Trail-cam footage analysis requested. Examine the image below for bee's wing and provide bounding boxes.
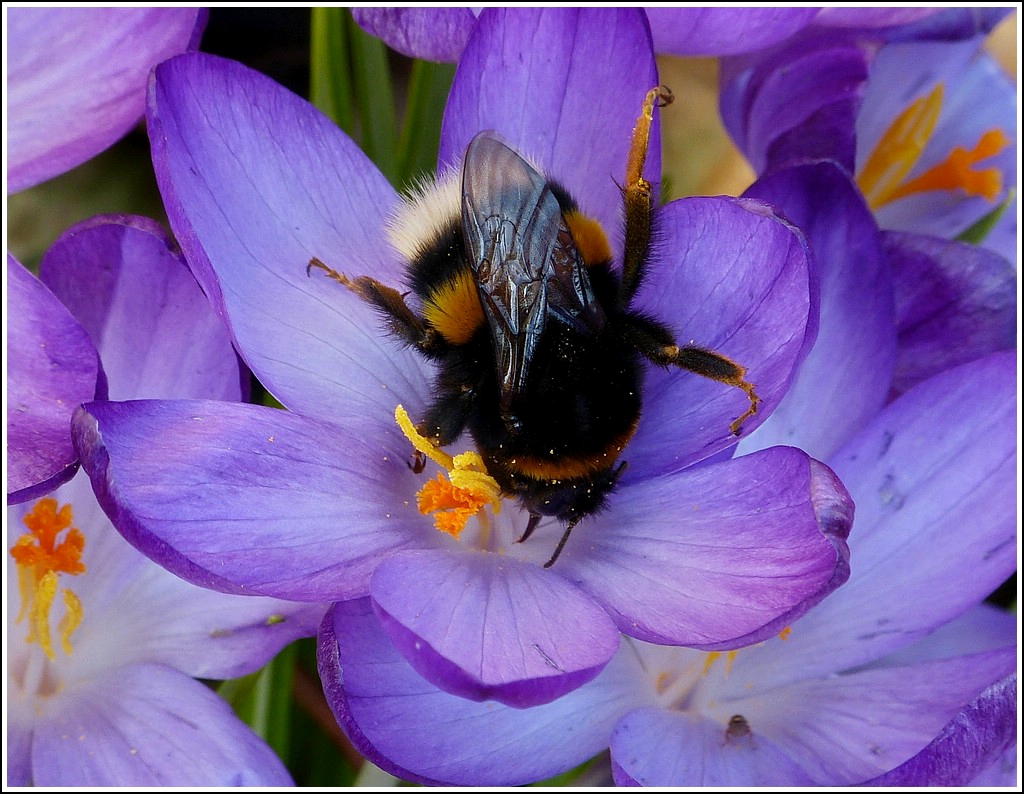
[462,132,604,407]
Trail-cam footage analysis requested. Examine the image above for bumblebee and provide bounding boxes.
[310,87,759,566]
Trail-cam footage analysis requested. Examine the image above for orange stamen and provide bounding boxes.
[884,128,1009,205]
[396,405,502,539]
[858,84,943,210]
[858,83,1009,210]
[10,498,87,659]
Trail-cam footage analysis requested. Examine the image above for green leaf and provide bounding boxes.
[956,188,1014,245]
[219,642,298,760]
[397,60,456,188]
[310,7,355,136]
[348,14,399,184]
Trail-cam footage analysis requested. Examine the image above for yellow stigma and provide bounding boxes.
[857,83,1009,210]
[10,498,87,659]
[395,405,502,538]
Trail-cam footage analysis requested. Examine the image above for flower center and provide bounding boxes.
[857,83,1009,211]
[10,498,86,662]
[395,405,503,539]
[652,626,793,710]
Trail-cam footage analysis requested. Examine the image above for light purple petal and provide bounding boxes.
[812,8,940,29]
[611,707,815,786]
[646,7,818,56]
[719,33,872,175]
[440,7,660,255]
[370,549,619,706]
[752,649,1017,785]
[318,599,653,786]
[885,231,1015,396]
[7,256,101,504]
[870,603,1017,669]
[39,215,244,402]
[863,674,1017,786]
[7,7,203,193]
[739,162,896,461]
[352,7,476,62]
[31,662,292,786]
[9,469,323,682]
[72,399,431,602]
[148,52,434,428]
[561,447,852,649]
[625,197,816,477]
[732,352,1017,688]
[87,563,325,680]
[6,700,32,786]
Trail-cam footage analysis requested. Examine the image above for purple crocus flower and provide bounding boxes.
[6,7,205,193]
[72,8,851,713]
[316,330,1016,787]
[351,7,944,62]
[7,257,103,503]
[718,24,1016,401]
[719,20,1016,262]
[7,217,323,786]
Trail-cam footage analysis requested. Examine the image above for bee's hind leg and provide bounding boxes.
[307,257,441,353]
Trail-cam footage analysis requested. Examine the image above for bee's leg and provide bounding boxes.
[517,513,542,544]
[619,85,673,310]
[622,313,761,436]
[542,516,582,569]
[307,257,441,353]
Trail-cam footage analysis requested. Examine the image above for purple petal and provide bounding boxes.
[7,256,101,504]
[441,7,659,253]
[720,33,872,175]
[611,707,815,786]
[352,7,476,62]
[733,352,1017,687]
[7,7,203,192]
[739,162,896,461]
[646,7,818,56]
[370,550,619,706]
[625,197,816,477]
[148,52,433,427]
[881,8,1013,42]
[870,603,1016,668]
[318,599,652,786]
[864,674,1017,786]
[968,741,1018,787]
[561,447,852,649]
[39,215,244,402]
[756,649,1017,784]
[812,8,940,29]
[885,231,1015,396]
[31,663,292,785]
[72,399,430,602]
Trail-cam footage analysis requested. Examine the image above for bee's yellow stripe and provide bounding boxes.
[502,424,636,481]
[423,268,485,345]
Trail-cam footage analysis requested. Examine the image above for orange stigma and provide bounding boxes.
[858,84,1009,210]
[10,498,86,659]
[395,405,502,539]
